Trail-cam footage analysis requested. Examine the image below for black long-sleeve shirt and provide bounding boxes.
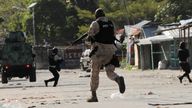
[178,48,189,61]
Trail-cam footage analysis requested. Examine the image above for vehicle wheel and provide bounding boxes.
[8,77,12,80]
[86,68,91,72]
[29,68,36,82]
[2,72,8,84]
[80,63,86,71]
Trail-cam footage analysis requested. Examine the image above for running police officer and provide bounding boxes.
[86,8,126,102]
[44,47,63,87]
[178,41,192,83]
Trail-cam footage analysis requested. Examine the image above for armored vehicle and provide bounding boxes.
[0,31,36,83]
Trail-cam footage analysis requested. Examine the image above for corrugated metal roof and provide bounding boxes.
[133,20,151,28]
[137,35,173,45]
[159,26,192,38]
[124,20,154,35]
[135,19,192,46]
[149,35,173,43]
[179,18,192,27]
[143,26,158,38]
[125,20,157,39]
[137,38,151,45]
[124,25,142,36]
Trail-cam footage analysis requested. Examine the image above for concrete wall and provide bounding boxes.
[33,46,50,69]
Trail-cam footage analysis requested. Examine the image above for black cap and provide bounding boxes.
[52,47,58,54]
[95,8,105,19]
[179,41,186,49]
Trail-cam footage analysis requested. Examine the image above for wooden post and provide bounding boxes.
[151,44,154,70]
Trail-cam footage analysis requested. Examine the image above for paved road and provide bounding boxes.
[0,69,192,108]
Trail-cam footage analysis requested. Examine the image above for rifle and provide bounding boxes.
[71,32,122,45]
[71,32,88,45]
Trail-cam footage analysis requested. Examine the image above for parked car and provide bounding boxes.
[80,49,104,72]
[80,49,91,71]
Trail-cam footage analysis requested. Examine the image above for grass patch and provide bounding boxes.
[120,58,133,71]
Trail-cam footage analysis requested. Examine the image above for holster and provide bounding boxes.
[105,55,120,67]
[56,59,63,71]
[89,46,98,57]
[56,65,61,71]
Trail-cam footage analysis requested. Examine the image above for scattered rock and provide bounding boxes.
[147,91,154,95]
[72,102,78,104]
[71,99,77,101]
[56,101,61,104]
[22,97,27,99]
[28,106,36,108]
[79,75,90,78]
[0,98,5,101]
[40,102,46,105]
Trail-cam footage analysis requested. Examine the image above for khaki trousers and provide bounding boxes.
[90,42,119,91]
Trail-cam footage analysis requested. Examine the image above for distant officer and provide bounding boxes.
[44,47,63,87]
[178,41,192,83]
[86,8,126,102]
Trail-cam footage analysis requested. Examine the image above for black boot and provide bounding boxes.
[115,76,125,93]
[186,75,192,83]
[87,91,98,102]
[53,81,58,87]
[44,80,48,87]
[177,76,183,83]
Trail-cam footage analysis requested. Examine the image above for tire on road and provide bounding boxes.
[2,72,8,84]
[29,68,36,82]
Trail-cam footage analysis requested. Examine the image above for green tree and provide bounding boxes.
[0,0,32,30]
[73,0,98,12]
[155,0,192,24]
[99,0,127,28]
[0,0,166,44]
[127,0,162,24]
[98,0,162,28]
[76,7,94,36]
[34,0,78,45]
[0,0,33,42]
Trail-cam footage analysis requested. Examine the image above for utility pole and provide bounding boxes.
[123,0,130,25]
[28,2,37,45]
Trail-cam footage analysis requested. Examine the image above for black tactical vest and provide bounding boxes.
[178,49,189,61]
[94,20,115,44]
[49,54,57,66]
